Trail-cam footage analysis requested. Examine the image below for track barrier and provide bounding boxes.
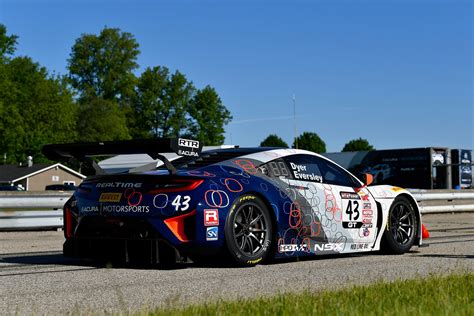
[0,192,69,230]
[0,189,473,230]
[409,189,474,214]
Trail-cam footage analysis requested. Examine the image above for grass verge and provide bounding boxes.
[146,272,473,316]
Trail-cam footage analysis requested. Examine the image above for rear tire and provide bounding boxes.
[224,194,273,267]
[382,196,417,254]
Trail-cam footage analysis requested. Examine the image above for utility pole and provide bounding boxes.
[293,94,297,149]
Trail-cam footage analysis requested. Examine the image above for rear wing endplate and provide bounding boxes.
[42,138,203,175]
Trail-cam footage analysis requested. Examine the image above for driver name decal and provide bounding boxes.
[289,162,322,182]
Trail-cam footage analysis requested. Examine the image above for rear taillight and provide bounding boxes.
[64,207,74,238]
[147,179,203,194]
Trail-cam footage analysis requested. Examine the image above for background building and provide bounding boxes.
[0,163,85,191]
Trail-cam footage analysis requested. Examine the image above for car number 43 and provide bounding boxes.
[345,200,360,221]
[342,200,363,229]
[171,195,191,211]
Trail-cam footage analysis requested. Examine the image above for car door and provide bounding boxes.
[280,154,378,252]
[313,156,378,250]
[259,155,330,246]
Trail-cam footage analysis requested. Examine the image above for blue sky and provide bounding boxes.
[1,0,472,151]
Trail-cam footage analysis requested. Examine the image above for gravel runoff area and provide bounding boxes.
[0,212,472,315]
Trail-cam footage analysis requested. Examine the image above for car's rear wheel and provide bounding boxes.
[225,194,273,266]
[382,196,417,254]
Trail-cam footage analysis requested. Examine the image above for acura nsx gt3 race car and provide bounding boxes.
[43,138,426,266]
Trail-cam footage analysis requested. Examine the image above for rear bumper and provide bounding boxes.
[64,237,187,264]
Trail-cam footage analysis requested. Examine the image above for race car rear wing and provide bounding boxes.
[42,138,203,175]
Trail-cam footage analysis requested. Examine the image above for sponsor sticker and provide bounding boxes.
[363,227,370,237]
[80,205,150,213]
[80,206,99,213]
[178,138,200,148]
[351,243,369,250]
[391,187,404,192]
[314,242,344,252]
[362,203,373,225]
[279,244,309,253]
[206,226,218,241]
[175,138,200,157]
[204,209,219,226]
[340,192,360,200]
[99,192,122,202]
[362,209,373,216]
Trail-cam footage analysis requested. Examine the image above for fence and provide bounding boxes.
[0,189,473,230]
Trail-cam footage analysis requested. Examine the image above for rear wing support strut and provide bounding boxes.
[155,154,177,175]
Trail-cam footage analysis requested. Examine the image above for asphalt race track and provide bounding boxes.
[1,213,473,314]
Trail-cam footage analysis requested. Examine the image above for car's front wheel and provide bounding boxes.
[225,194,273,266]
[382,196,418,254]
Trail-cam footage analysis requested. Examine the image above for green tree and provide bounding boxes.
[0,24,18,61]
[260,134,288,148]
[342,138,374,152]
[0,52,78,163]
[131,66,195,138]
[67,27,140,102]
[130,66,169,138]
[0,100,25,164]
[76,97,130,141]
[67,27,233,142]
[188,86,232,145]
[162,70,195,137]
[293,132,326,153]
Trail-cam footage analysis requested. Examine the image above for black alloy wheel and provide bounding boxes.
[382,196,418,254]
[225,194,273,266]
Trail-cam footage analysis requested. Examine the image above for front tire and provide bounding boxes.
[382,196,418,254]
[225,194,273,266]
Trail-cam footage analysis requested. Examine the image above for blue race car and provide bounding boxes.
[43,138,424,266]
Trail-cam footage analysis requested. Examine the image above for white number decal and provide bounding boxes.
[182,196,190,211]
[172,195,191,211]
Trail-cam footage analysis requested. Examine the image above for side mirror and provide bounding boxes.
[362,173,374,186]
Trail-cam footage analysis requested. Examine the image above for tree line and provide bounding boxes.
[260,134,374,153]
[0,25,231,164]
[0,23,374,165]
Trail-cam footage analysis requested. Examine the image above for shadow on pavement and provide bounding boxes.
[0,251,103,268]
[0,250,265,271]
[0,248,430,273]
